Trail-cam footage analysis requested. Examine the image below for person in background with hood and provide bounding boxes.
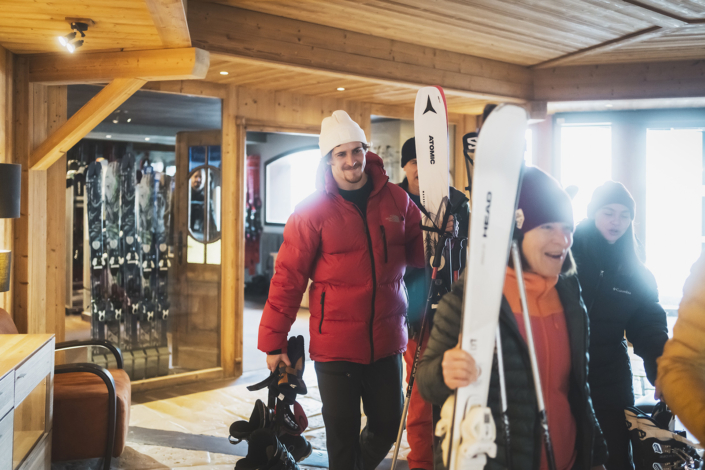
[571,181,668,470]
[258,110,426,470]
[398,136,469,470]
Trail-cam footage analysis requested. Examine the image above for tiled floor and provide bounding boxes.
[54,302,412,470]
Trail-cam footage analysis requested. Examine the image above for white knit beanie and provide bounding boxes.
[319,110,368,157]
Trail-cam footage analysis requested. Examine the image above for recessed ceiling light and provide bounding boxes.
[112,119,118,124]
[220,71,229,75]
[105,135,112,138]
[145,137,150,141]
[605,103,613,108]
[337,87,345,91]
[126,118,131,123]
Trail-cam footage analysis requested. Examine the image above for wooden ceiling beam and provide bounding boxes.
[143,0,192,48]
[27,47,209,84]
[534,59,705,102]
[30,78,145,170]
[188,1,533,103]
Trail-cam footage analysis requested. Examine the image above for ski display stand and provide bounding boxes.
[71,142,176,380]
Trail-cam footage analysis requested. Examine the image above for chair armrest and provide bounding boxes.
[55,340,123,369]
[54,363,116,468]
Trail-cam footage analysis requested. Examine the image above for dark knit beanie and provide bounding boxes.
[587,181,635,219]
[401,137,416,168]
[516,167,574,234]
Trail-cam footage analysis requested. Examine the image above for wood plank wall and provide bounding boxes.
[11,54,67,336]
[0,46,14,316]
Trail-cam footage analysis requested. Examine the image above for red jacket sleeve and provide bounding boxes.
[258,211,320,353]
[405,198,425,269]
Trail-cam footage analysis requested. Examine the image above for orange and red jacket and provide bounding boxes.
[258,152,425,363]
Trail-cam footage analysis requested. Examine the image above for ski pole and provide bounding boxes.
[495,326,512,469]
[390,203,453,470]
[510,241,558,470]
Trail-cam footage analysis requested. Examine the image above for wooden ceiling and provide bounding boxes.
[0,0,164,54]
[207,54,490,114]
[206,0,705,67]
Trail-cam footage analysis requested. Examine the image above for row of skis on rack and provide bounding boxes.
[85,154,174,378]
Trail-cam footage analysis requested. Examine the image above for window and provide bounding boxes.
[187,145,221,265]
[645,129,703,308]
[560,124,612,221]
[265,147,321,225]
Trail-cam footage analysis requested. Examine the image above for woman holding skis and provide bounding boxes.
[571,182,668,470]
[416,167,608,470]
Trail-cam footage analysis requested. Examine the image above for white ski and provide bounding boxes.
[414,86,451,271]
[441,104,527,470]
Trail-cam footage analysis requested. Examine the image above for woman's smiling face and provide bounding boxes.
[522,222,574,277]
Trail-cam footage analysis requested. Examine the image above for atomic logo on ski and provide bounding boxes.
[423,96,437,115]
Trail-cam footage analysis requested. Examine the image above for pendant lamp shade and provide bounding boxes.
[0,163,20,219]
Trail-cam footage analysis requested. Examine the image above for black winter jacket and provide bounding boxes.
[416,272,608,470]
[399,178,469,335]
[571,219,668,409]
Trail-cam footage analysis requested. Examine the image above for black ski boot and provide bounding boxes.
[235,429,299,470]
[279,433,312,463]
[229,399,274,444]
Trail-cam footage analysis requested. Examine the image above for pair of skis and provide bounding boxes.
[394,86,558,470]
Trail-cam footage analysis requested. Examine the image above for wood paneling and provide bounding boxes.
[0,0,163,54]
[207,55,494,115]
[189,2,532,102]
[205,0,678,65]
[0,46,13,316]
[534,59,705,101]
[27,48,209,84]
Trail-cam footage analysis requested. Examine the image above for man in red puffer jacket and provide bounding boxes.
[259,110,425,470]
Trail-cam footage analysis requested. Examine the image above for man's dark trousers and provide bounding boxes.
[315,354,403,470]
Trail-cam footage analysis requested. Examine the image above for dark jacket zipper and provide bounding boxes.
[319,292,326,334]
[587,270,604,316]
[354,205,377,363]
[380,225,388,263]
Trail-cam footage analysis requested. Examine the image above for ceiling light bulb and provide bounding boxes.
[106,135,112,138]
[337,87,345,91]
[220,71,229,75]
[58,32,76,47]
[112,119,118,124]
[145,137,150,141]
[127,118,131,123]
[605,103,613,108]
[67,39,84,53]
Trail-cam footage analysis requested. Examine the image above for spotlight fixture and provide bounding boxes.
[66,40,84,53]
[112,119,118,124]
[58,32,76,47]
[105,135,112,139]
[145,137,150,141]
[220,71,229,75]
[58,21,89,53]
[337,87,345,91]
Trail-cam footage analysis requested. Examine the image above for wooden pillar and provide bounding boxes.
[12,57,67,335]
[533,116,554,175]
[221,84,244,376]
[0,46,14,316]
[612,120,647,244]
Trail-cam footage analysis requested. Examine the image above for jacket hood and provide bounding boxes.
[316,151,389,196]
